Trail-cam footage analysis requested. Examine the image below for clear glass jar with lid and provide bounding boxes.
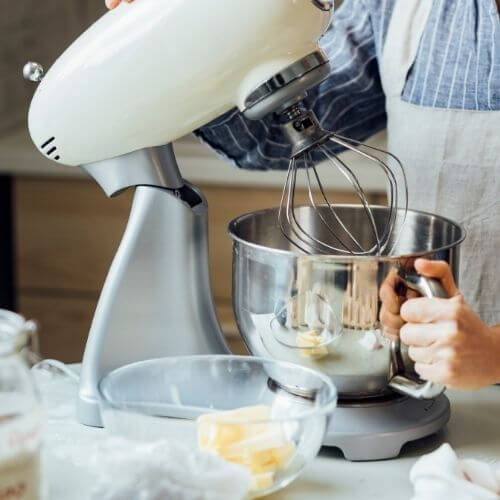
[0,309,43,500]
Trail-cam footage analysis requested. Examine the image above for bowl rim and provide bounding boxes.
[98,354,338,424]
[227,204,466,261]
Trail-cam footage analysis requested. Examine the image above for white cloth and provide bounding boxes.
[381,0,500,325]
[80,437,251,500]
[35,368,251,500]
[410,443,500,500]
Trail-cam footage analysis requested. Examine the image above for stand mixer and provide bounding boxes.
[24,0,461,460]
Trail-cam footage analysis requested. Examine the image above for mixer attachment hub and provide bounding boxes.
[277,106,408,257]
[281,105,330,158]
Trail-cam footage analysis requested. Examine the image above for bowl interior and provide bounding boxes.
[99,355,337,421]
[229,205,464,257]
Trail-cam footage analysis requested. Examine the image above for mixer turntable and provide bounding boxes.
[324,393,450,461]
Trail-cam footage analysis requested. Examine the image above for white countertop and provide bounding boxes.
[37,370,500,500]
[0,127,388,191]
[276,386,500,500]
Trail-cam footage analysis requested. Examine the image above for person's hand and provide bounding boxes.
[105,0,134,9]
[391,259,500,389]
[379,268,419,340]
[380,259,463,341]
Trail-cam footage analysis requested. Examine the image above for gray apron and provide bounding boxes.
[381,0,500,325]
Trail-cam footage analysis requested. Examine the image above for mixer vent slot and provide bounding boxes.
[40,137,61,160]
[41,137,55,149]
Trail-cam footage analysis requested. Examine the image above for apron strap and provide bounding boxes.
[381,0,433,98]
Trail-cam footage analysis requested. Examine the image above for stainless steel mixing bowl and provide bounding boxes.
[229,205,465,400]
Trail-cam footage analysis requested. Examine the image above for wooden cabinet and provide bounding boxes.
[14,176,381,362]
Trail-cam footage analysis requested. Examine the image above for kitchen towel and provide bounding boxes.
[410,443,500,500]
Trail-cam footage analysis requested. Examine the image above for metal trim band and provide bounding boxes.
[243,51,329,111]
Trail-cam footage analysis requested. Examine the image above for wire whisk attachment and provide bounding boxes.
[278,105,408,256]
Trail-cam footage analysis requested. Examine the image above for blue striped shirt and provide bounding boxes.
[196,0,500,171]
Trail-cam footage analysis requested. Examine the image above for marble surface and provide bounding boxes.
[37,369,500,500]
[274,386,500,499]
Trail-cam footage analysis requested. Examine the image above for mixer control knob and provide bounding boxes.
[23,62,44,82]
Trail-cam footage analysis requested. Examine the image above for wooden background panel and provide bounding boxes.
[15,177,132,293]
[14,176,380,361]
[18,292,97,363]
[15,177,367,299]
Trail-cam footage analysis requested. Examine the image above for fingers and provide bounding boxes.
[106,0,121,8]
[379,271,404,338]
[400,294,464,324]
[106,0,133,9]
[408,346,434,363]
[414,362,450,385]
[414,259,459,297]
[379,270,420,338]
[379,271,418,313]
[379,271,401,314]
[380,262,461,345]
[408,344,455,363]
[380,304,405,338]
[400,321,457,347]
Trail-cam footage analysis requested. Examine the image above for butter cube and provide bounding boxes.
[252,471,275,491]
[197,405,296,492]
[297,329,329,359]
[198,419,244,451]
[271,441,296,468]
[198,406,270,451]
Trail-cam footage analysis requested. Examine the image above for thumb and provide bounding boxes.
[414,259,459,297]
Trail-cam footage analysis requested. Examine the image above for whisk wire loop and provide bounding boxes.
[329,133,409,255]
[304,154,365,254]
[320,145,382,255]
[278,107,408,257]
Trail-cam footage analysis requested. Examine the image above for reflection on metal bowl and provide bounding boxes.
[229,205,465,400]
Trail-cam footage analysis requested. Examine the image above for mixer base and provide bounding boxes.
[323,394,450,461]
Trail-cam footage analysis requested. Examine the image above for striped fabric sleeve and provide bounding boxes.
[195,0,387,171]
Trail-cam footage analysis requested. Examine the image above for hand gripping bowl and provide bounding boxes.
[98,355,337,498]
[229,205,465,401]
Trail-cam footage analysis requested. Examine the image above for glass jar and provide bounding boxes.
[0,309,43,500]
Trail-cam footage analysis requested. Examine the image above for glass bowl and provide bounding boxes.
[98,355,337,498]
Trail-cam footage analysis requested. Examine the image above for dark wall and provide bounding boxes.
[1,0,105,135]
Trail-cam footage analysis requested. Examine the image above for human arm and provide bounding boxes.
[197,0,388,170]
